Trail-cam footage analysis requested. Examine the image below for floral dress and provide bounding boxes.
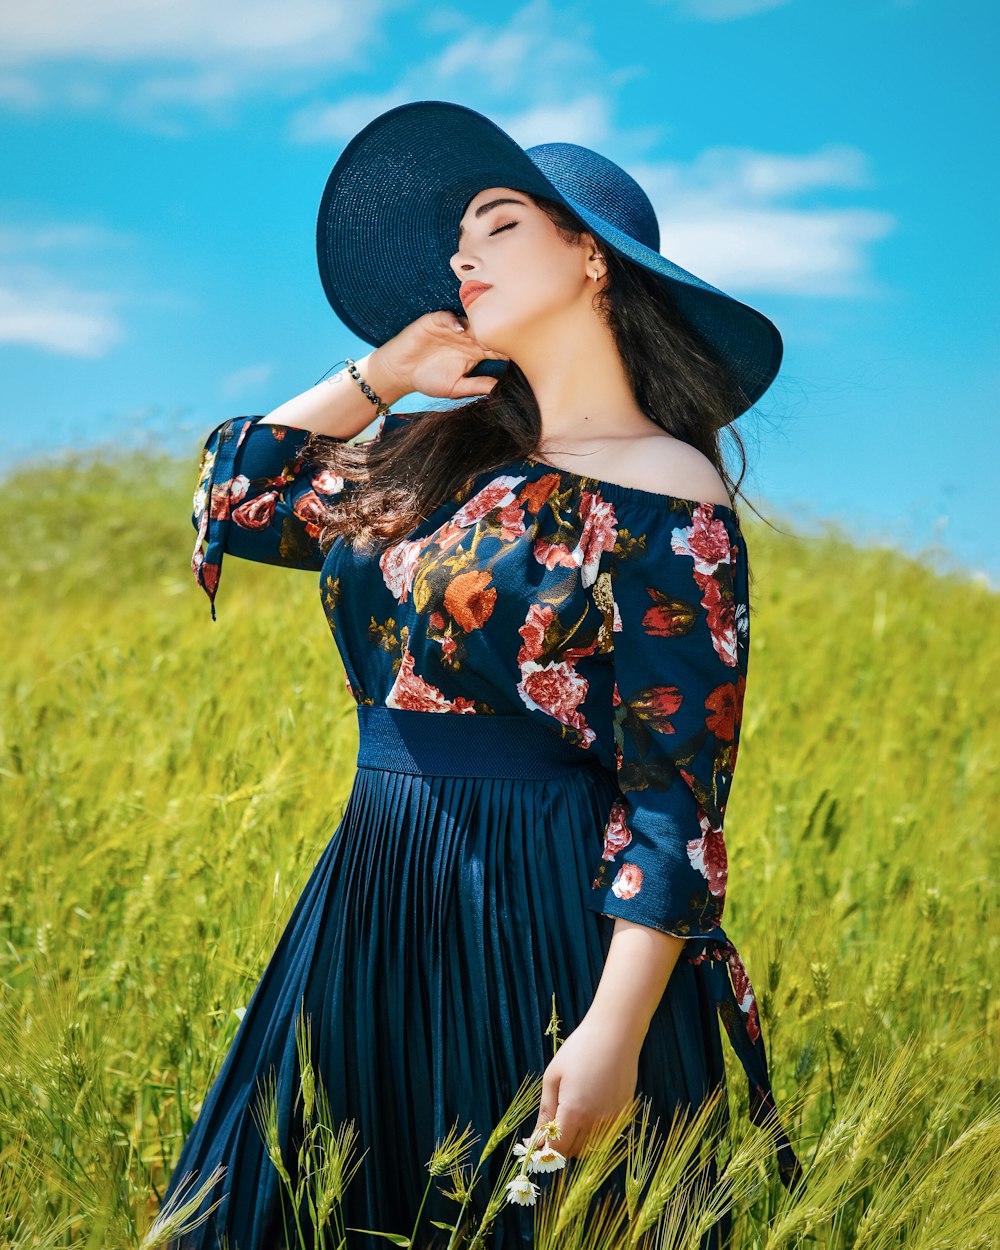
[164,411,801,1250]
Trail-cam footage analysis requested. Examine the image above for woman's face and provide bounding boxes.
[449,186,598,357]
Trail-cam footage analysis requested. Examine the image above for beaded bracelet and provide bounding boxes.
[344,357,392,417]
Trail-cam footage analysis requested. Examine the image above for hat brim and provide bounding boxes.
[316,100,781,416]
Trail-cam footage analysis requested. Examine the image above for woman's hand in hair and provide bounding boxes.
[372,310,509,402]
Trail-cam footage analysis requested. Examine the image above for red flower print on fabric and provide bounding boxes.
[198,561,220,596]
[232,490,278,529]
[385,650,477,713]
[431,473,528,553]
[451,475,527,528]
[637,591,697,639]
[611,861,643,900]
[686,806,728,898]
[578,492,619,586]
[705,677,744,742]
[670,503,731,576]
[311,468,345,495]
[670,504,740,666]
[208,474,250,521]
[518,472,562,514]
[726,944,762,1043]
[600,797,632,862]
[533,538,577,574]
[630,685,683,735]
[292,489,327,537]
[533,490,618,588]
[379,538,426,603]
[495,500,527,541]
[444,570,497,632]
[515,603,596,746]
[700,571,739,666]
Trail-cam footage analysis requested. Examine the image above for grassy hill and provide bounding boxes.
[1,448,997,1248]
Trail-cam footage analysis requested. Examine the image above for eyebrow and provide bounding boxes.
[456,197,528,248]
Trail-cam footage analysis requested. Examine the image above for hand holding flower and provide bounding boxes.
[529,1016,641,1161]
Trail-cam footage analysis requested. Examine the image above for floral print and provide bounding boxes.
[190,411,747,946]
[189,411,802,1190]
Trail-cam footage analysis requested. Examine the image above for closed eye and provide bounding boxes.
[489,220,518,236]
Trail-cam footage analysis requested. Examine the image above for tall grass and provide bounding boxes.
[1,449,997,1247]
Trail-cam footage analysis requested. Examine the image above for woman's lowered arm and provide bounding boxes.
[585,918,685,1043]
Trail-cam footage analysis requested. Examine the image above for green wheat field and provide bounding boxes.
[1,445,997,1249]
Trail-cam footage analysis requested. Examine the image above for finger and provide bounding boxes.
[434,309,465,328]
[452,379,499,398]
[463,342,508,359]
[556,1120,579,1159]
[532,1083,558,1141]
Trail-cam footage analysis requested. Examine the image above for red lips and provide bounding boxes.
[459,281,492,307]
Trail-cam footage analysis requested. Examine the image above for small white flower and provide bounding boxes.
[527,1142,566,1173]
[511,1125,567,1175]
[505,1175,540,1206]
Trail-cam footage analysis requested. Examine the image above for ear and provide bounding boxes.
[581,233,606,276]
[581,231,604,262]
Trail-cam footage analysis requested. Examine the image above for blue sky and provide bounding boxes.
[2,0,997,584]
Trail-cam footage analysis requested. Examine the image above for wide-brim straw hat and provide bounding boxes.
[316,100,783,421]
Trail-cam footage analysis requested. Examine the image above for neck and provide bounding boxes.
[512,309,654,453]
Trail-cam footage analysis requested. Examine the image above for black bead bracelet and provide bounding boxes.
[344,358,392,417]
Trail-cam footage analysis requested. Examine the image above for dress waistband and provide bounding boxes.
[355,705,603,779]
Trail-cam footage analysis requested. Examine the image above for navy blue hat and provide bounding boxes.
[316,100,782,421]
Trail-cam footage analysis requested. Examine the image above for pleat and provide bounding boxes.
[164,759,731,1250]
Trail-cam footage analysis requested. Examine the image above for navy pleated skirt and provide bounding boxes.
[162,707,730,1250]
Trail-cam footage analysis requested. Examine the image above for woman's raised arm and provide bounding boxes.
[259,349,411,437]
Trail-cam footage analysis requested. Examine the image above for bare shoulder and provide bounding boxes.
[610,433,731,505]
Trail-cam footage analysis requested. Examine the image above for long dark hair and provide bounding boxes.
[303,192,763,569]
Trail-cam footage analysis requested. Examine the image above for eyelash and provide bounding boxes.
[455,220,517,254]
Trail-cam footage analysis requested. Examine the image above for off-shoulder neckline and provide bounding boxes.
[520,454,738,518]
[379,414,738,518]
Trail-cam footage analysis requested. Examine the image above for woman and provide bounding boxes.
[166,101,802,1250]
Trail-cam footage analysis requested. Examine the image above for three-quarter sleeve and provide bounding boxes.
[587,497,803,1192]
[587,498,747,958]
[190,412,408,619]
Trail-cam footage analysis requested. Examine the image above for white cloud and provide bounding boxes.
[0,224,134,357]
[627,145,894,297]
[0,73,42,108]
[0,0,385,123]
[294,90,620,152]
[0,223,127,254]
[0,0,361,67]
[490,96,613,149]
[0,271,124,356]
[425,16,588,95]
[660,206,895,297]
[287,0,600,144]
[666,0,794,19]
[219,363,275,400]
[288,88,415,146]
[679,144,873,199]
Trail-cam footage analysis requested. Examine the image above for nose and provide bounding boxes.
[449,244,481,278]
